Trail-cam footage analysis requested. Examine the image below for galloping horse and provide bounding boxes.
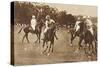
[70,21,84,48]
[69,20,97,55]
[42,23,57,55]
[84,24,97,55]
[18,20,44,43]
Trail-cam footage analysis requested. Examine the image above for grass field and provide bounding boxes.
[13,25,97,65]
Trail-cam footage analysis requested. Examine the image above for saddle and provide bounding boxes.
[28,23,40,31]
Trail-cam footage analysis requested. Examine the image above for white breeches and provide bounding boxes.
[88,27,94,35]
[41,27,49,39]
[44,27,49,33]
[31,19,37,31]
[75,25,80,32]
[31,24,36,30]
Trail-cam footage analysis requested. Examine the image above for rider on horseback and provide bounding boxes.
[44,15,55,33]
[83,16,94,35]
[74,17,81,32]
[41,15,58,40]
[73,16,82,37]
[30,15,37,31]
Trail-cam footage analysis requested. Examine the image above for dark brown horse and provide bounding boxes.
[70,21,85,48]
[84,24,97,55]
[18,20,44,43]
[69,21,97,55]
[42,23,58,55]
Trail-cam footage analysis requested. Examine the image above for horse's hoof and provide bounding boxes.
[56,38,58,40]
[39,41,40,43]
[34,41,37,43]
[24,47,27,51]
[41,38,44,41]
[28,42,30,44]
[67,31,70,33]
[41,52,43,55]
[87,55,92,61]
[74,48,79,53]
[42,45,44,48]
[47,53,50,56]
[52,50,53,53]
[70,44,73,47]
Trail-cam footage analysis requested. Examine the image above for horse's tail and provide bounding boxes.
[18,26,24,34]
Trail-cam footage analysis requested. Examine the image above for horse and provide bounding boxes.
[42,23,57,55]
[69,20,97,56]
[18,20,44,43]
[84,24,97,55]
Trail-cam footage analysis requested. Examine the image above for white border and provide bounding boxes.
[0,0,99,67]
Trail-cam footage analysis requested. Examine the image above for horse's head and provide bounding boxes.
[38,19,45,27]
[78,20,88,35]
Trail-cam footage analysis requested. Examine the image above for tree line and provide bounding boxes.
[14,1,97,27]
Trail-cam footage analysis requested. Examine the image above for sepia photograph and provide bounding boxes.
[11,1,97,66]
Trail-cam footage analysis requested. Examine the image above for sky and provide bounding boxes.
[46,3,97,17]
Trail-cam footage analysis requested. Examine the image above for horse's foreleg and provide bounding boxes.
[43,45,48,54]
[70,34,76,46]
[34,34,39,43]
[22,34,26,43]
[51,43,54,53]
[47,43,52,55]
[93,39,97,55]
[90,42,96,55]
[94,41,97,55]
[78,37,83,50]
[47,40,54,55]
[54,32,58,40]
[35,33,41,43]
[26,33,30,43]
[42,41,48,54]
[42,39,46,48]
[38,33,41,43]
[84,43,88,54]
[51,40,54,53]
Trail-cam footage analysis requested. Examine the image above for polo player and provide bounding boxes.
[44,15,55,33]
[31,15,37,31]
[73,17,82,37]
[84,16,94,35]
[41,15,58,40]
